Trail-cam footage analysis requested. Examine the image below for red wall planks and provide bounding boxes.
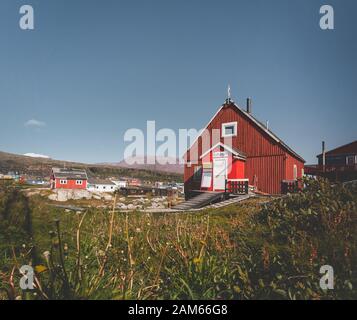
[55,178,87,190]
[245,154,285,194]
[285,153,304,181]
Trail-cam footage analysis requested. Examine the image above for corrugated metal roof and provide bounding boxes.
[87,178,115,185]
[52,167,88,180]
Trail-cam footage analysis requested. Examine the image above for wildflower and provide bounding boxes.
[43,251,50,261]
[34,265,47,273]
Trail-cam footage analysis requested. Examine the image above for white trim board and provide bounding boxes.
[200,142,246,160]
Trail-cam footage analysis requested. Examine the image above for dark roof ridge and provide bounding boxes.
[317,140,357,157]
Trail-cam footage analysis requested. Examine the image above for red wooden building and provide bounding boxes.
[50,167,88,190]
[184,98,305,198]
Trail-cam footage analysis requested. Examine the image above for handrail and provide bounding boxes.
[281,179,300,194]
[225,179,249,195]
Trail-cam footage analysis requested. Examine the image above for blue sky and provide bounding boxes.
[0,0,356,164]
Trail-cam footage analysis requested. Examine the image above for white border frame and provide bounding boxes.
[221,121,237,138]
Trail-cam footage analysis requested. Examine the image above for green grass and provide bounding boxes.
[0,179,356,300]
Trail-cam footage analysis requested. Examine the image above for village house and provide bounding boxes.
[0,173,13,180]
[50,168,88,190]
[317,140,357,167]
[112,179,128,188]
[87,178,118,193]
[0,171,25,182]
[127,178,142,187]
[26,177,48,185]
[7,171,20,181]
[184,98,305,198]
[305,140,357,182]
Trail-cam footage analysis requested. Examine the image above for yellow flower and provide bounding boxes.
[34,265,47,273]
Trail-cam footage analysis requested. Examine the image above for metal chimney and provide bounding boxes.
[246,97,252,114]
[322,141,326,171]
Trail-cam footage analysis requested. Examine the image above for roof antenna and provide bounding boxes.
[227,84,231,100]
[266,120,269,131]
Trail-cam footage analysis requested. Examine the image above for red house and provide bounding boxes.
[184,98,305,198]
[51,168,88,190]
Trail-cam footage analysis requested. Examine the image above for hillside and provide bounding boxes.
[0,151,182,182]
[98,155,184,174]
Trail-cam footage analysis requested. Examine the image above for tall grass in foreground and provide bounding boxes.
[0,178,356,299]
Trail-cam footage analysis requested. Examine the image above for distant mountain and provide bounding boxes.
[0,151,182,182]
[98,156,184,174]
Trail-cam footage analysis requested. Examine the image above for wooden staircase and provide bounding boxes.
[206,194,253,209]
[172,192,225,210]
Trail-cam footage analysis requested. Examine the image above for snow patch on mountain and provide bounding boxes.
[24,153,50,159]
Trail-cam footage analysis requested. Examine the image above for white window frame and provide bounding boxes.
[76,180,83,185]
[293,164,297,180]
[346,155,355,165]
[60,179,67,185]
[221,122,237,138]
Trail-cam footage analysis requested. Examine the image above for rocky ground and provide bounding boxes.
[47,189,116,202]
[22,187,181,211]
[115,196,168,210]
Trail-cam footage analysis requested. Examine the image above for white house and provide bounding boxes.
[87,179,119,193]
[112,180,128,188]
